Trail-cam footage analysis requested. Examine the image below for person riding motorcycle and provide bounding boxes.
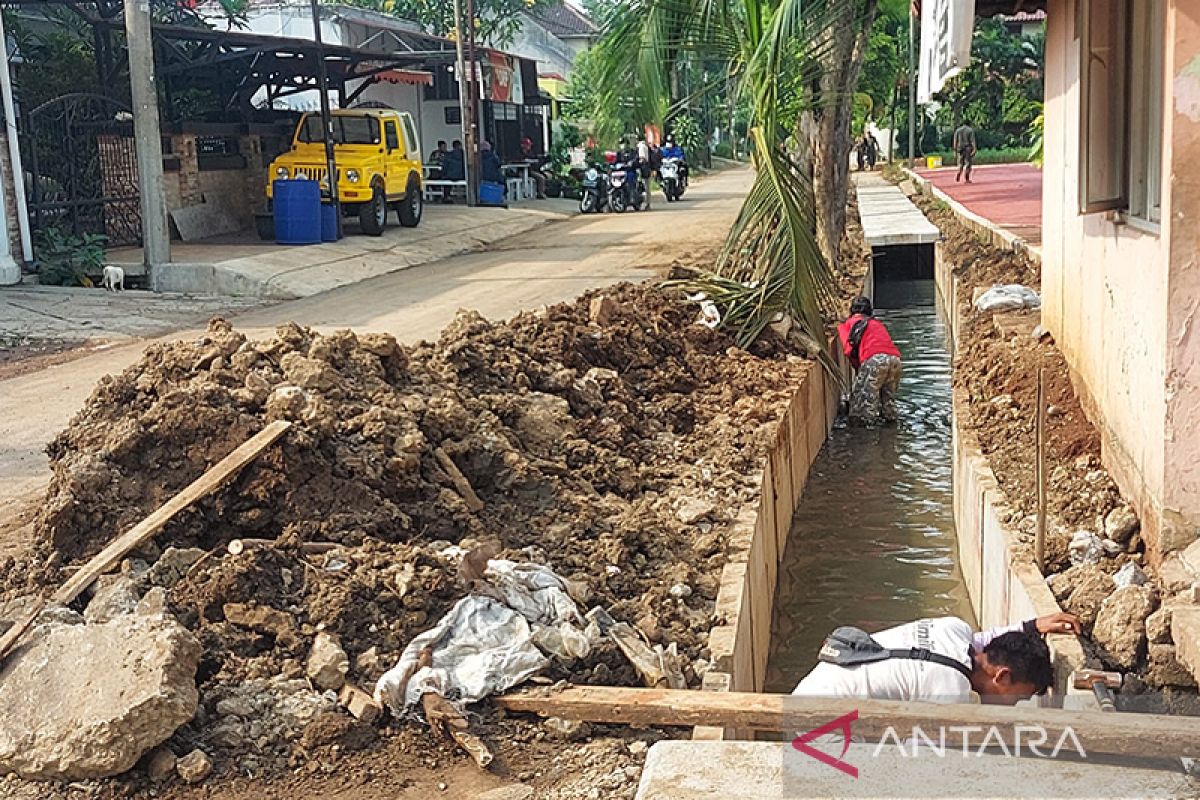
[612,138,646,210]
[660,137,688,185]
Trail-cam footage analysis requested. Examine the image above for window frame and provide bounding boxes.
[1078,0,1129,215]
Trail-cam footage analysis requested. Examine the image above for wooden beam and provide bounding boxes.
[495,687,1198,760]
[0,421,292,665]
[434,447,484,512]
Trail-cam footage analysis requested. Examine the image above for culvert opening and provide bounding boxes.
[764,267,974,695]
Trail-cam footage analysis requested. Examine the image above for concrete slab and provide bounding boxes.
[110,199,578,300]
[854,173,941,247]
[636,741,1195,799]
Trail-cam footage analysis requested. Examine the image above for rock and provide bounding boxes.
[628,740,648,756]
[307,632,350,690]
[355,646,382,674]
[543,717,591,741]
[1104,505,1139,544]
[1068,531,1107,566]
[1061,566,1114,628]
[223,602,299,649]
[1145,645,1196,688]
[144,747,177,781]
[476,786,535,800]
[137,587,169,617]
[266,385,309,420]
[1146,606,1174,644]
[0,614,200,780]
[176,749,212,784]
[1112,562,1148,589]
[1093,585,1156,670]
[589,295,619,326]
[515,393,575,451]
[280,353,340,391]
[676,498,716,525]
[668,583,693,599]
[84,574,140,623]
[145,547,206,589]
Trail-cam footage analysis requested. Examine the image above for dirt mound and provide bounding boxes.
[2,283,808,783]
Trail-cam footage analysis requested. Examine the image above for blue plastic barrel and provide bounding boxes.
[320,203,340,242]
[273,179,321,245]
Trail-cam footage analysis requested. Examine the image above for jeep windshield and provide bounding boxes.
[297,115,380,145]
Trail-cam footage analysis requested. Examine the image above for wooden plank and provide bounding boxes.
[434,447,484,512]
[495,687,1199,760]
[0,420,292,666]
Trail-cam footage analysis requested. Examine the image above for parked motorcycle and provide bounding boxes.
[608,159,648,212]
[579,165,609,213]
[659,157,687,202]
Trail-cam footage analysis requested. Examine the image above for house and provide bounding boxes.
[982,0,1199,565]
[496,1,598,116]
[996,9,1046,37]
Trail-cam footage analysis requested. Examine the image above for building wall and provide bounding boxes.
[1164,4,1200,551]
[501,17,576,79]
[1041,0,1174,558]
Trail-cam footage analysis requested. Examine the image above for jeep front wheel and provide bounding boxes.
[397,174,423,228]
[359,182,387,236]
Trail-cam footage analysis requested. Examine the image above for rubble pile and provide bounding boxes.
[0,283,809,784]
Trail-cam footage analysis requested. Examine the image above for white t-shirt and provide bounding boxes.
[791,617,975,705]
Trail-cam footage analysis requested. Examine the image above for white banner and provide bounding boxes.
[917,0,976,104]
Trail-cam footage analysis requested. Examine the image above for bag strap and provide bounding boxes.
[886,647,973,681]
[848,318,871,364]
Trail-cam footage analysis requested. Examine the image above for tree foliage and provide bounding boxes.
[334,0,546,47]
[932,18,1043,149]
[587,0,878,352]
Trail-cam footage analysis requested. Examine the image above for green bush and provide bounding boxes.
[34,228,107,286]
[923,148,1032,166]
[713,142,734,159]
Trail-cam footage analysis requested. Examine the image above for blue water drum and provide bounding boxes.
[320,202,340,242]
[273,179,321,245]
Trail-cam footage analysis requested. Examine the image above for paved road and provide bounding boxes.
[0,167,751,535]
[914,163,1042,244]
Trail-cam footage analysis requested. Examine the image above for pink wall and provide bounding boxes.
[1164,3,1200,552]
[1040,0,1192,560]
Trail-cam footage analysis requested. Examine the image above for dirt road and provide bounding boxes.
[0,167,750,536]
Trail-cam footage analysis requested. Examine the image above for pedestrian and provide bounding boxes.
[856,135,867,171]
[440,140,465,203]
[837,295,901,426]
[866,130,880,169]
[519,136,548,199]
[792,613,1078,705]
[953,120,977,183]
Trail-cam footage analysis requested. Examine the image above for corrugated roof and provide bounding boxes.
[1000,9,1047,22]
[526,1,598,38]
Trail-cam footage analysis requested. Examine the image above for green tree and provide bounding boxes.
[334,0,547,47]
[933,18,1044,149]
[590,0,879,349]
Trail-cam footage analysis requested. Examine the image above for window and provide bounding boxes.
[445,106,461,125]
[402,116,420,159]
[299,115,380,145]
[1079,0,1164,225]
[385,120,400,152]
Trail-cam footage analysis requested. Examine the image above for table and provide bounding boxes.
[502,164,535,200]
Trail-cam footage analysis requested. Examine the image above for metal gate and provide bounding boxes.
[23,93,142,247]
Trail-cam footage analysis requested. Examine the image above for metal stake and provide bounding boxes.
[1035,367,1047,574]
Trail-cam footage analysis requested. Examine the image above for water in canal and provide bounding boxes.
[764,281,976,693]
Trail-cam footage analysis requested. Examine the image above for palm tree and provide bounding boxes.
[589,0,878,352]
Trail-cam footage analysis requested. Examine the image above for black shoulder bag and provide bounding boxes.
[847,318,871,366]
[817,626,973,681]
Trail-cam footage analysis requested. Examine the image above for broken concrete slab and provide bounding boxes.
[1092,585,1156,670]
[1171,606,1200,687]
[0,614,201,780]
[84,573,140,623]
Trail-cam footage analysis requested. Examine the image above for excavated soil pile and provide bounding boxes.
[915,195,1198,708]
[1,283,809,785]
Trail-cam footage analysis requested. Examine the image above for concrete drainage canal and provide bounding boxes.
[765,276,976,692]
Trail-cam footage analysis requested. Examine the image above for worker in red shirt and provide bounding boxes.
[837,295,902,426]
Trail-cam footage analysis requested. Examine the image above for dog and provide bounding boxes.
[101,265,125,292]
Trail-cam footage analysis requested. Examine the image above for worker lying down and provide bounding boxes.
[792,613,1081,706]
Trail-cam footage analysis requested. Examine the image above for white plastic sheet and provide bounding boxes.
[374,559,592,716]
[974,284,1042,313]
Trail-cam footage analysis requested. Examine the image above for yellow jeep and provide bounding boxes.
[267,108,423,236]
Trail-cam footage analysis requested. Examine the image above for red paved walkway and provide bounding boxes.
[914,163,1043,245]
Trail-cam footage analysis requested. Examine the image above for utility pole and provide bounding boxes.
[125,0,170,286]
[451,0,474,205]
[907,5,916,167]
[309,0,341,235]
[464,0,480,205]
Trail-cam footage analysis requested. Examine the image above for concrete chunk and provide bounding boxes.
[0,615,201,780]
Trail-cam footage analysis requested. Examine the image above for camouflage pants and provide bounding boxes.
[849,354,902,427]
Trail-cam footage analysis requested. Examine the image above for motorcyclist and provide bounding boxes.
[615,137,643,208]
[660,136,688,187]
